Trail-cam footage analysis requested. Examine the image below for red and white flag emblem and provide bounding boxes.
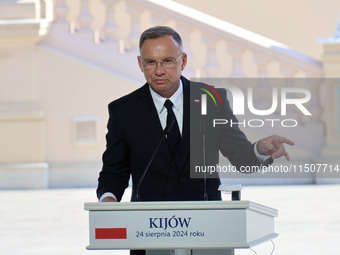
[95,217,127,239]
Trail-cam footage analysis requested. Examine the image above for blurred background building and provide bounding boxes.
[1,0,340,189]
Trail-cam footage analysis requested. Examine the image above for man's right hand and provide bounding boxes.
[101,196,117,202]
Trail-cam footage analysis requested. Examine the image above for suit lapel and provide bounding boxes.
[134,84,173,163]
[134,78,190,172]
[176,76,190,172]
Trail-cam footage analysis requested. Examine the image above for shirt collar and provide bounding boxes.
[149,79,183,114]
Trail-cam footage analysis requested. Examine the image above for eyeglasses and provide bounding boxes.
[139,53,184,70]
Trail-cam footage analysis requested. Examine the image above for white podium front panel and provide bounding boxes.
[84,201,278,250]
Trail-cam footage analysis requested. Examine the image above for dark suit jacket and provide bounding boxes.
[97,76,268,202]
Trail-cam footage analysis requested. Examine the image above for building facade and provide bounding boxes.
[0,0,339,189]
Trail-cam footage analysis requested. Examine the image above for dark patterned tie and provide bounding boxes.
[164,99,181,155]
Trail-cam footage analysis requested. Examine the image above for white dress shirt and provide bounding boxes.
[149,80,183,135]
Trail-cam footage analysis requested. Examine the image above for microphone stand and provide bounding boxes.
[201,118,208,201]
[135,119,175,201]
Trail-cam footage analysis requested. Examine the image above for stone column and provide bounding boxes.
[76,0,94,40]
[101,0,119,49]
[227,42,245,78]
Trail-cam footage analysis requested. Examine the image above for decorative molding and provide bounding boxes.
[0,102,44,121]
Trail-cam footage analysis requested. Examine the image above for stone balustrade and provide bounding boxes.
[53,0,323,77]
[50,0,324,132]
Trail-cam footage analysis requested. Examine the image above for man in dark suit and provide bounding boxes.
[97,26,294,202]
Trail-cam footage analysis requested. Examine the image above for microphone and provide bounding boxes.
[200,118,208,201]
[135,119,175,201]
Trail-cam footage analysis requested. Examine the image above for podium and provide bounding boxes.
[84,201,278,255]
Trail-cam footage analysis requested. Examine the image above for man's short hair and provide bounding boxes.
[139,26,183,50]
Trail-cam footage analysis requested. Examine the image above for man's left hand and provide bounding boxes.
[257,135,295,161]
